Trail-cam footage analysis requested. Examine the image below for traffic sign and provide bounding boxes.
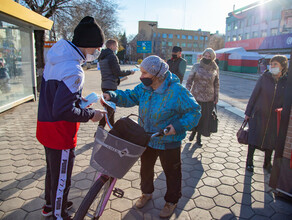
[137,41,152,53]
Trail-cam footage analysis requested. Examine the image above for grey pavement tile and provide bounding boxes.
[2,208,28,220]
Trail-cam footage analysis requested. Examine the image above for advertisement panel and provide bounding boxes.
[137,41,152,53]
[225,33,292,50]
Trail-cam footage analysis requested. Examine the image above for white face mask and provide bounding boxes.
[86,50,100,62]
[269,67,280,75]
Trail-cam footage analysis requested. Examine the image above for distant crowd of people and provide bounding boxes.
[36,16,289,219]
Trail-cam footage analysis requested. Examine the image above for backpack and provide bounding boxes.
[109,114,150,147]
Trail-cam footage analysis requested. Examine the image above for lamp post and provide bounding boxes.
[149,23,157,54]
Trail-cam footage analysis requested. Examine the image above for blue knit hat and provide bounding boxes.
[140,55,169,78]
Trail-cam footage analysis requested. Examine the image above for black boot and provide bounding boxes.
[246,145,256,172]
[263,149,273,173]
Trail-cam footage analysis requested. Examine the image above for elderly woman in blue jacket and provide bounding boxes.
[103,55,201,218]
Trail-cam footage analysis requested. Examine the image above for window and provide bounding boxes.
[188,35,192,40]
[187,43,192,48]
[234,22,238,30]
[271,28,278,36]
[245,33,250,39]
[193,43,198,47]
[254,16,260,24]
[182,35,186,39]
[0,21,34,109]
[205,37,208,41]
[177,34,180,39]
[200,36,204,40]
[246,17,251,27]
[177,42,180,46]
[194,36,198,40]
[162,41,166,46]
[168,34,173,39]
[153,32,156,37]
[227,36,231,42]
[162,33,167,38]
[272,8,280,20]
[238,34,242,41]
[227,23,231,31]
[181,43,186,47]
[238,21,241,29]
[252,32,258,38]
[158,33,160,38]
[261,30,267,37]
[168,42,173,46]
[232,35,236,41]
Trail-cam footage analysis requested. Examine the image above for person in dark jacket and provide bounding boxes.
[245,55,288,173]
[98,39,135,127]
[167,46,187,83]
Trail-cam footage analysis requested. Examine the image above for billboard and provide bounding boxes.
[225,33,292,50]
[137,41,152,53]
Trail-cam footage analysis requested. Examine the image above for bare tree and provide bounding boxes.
[54,0,120,41]
[19,0,120,91]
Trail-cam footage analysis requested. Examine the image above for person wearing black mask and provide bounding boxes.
[186,48,219,146]
[167,46,187,83]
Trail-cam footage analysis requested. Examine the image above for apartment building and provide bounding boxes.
[225,0,292,54]
[137,21,210,60]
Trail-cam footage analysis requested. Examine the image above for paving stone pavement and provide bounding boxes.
[0,65,292,220]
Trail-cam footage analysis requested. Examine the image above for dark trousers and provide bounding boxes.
[246,144,273,166]
[99,88,115,128]
[44,147,75,219]
[140,147,182,204]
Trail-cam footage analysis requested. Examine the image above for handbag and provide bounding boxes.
[108,114,150,147]
[210,105,218,133]
[237,119,249,144]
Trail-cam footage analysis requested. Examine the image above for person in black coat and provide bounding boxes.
[245,55,288,173]
[98,39,134,127]
[167,46,187,83]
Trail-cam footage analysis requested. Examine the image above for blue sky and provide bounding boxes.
[117,0,259,36]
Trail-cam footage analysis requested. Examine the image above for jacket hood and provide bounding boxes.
[142,71,180,94]
[46,40,85,65]
[98,48,113,61]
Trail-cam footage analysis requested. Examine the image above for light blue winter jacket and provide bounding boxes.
[108,72,201,150]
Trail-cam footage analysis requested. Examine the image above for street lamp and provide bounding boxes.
[149,23,157,54]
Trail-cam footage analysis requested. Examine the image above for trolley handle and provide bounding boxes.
[151,127,171,138]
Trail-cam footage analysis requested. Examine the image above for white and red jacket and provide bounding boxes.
[37,40,95,150]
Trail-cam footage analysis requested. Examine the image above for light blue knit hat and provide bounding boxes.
[140,55,169,78]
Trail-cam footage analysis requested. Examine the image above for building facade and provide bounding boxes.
[225,0,292,54]
[136,21,210,60]
[0,0,53,113]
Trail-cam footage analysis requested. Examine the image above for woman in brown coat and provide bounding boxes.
[186,48,219,146]
[245,55,288,173]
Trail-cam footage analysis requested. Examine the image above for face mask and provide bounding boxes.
[86,50,100,62]
[140,77,153,87]
[172,54,178,59]
[269,67,280,75]
[115,50,118,55]
[202,58,211,65]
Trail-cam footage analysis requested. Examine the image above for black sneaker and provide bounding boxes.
[41,201,73,217]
